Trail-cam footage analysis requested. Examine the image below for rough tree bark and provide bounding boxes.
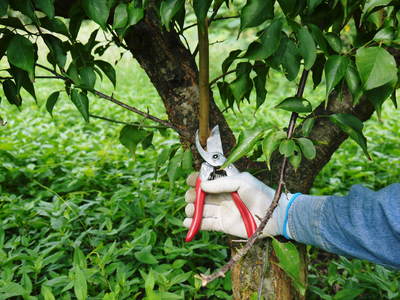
[53,1,384,298]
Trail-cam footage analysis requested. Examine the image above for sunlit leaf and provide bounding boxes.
[272,239,306,295]
[356,47,397,91]
[262,131,286,169]
[82,0,110,29]
[297,27,316,70]
[279,139,295,157]
[221,129,264,168]
[276,97,312,113]
[135,246,158,264]
[73,267,87,300]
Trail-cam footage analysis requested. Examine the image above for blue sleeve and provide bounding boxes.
[288,183,400,269]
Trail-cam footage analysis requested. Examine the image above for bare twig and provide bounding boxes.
[209,70,235,86]
[35,63,183,135]
[198,69,310,286]
[89,114,167,129]
[182,16,239,33]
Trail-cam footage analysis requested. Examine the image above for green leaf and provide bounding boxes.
[82,0,110,29]
[324,55,349,97]
[301,118,315,137]
[311,54,326,89]
[345,60,363,104]
[329,113,370,159]
[46,91,60,117]
[71,89,89,122]
[95,60,116,87]
[160,0,184,31]
[41,285,55,300]
[113,3,128,29]
[289,144,302,170]
[127,2,144,27]
[262,131,286,169]
[253,63,268,109]
[276,97,312,113]
[244,19,283,60]
[0,0,8,16]
[325,32,342,53]
[40,17,70,37]
[119,125,148,156]
[230,62,253,102]
[296,137,316,160]
[167,154,183,184]
[297,27,316,70]
[361,0,391,21]
[334,288,364,300]
[0,283,26,298]
[222,50,242,74]
[182,149,193,171]
[281,40,300,81]
[79,66,96,89]
[356,47,397,91]
[73,247,87,269]
[21,273,32,295]
[221,129,264,168]
[279,139,296,157]
[373,27,394,44]
[8,66,36,101]
[7,35,35,79]
[366,80,396,120]
[135,246,158,264]
[73,267,87,300]
[307,0,324,14]
[144,269,155,294]
[308,24,329,54]
[272,239,306,296]
[2,79,21,106]
[240,0,274,31]
[34,0,55,18]
[43,34,67,68]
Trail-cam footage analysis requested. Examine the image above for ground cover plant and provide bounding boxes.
[0,0,400,298]
[1,24,399,298]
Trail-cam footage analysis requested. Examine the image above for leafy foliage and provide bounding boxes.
[0,0,399,298]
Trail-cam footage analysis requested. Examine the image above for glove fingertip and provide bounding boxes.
[186,172,199,187]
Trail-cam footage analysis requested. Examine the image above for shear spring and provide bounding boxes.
[208,169,227,180]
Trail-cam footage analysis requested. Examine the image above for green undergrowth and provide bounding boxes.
[1,25,399,300]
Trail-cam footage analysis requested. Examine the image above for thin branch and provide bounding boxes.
[90,113,167,129]
[35,63,184,135]
[199,69,310,286]
[209,70,235,86]
[181,16,239,32]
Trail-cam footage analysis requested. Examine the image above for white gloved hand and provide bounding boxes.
[183,172,292,239]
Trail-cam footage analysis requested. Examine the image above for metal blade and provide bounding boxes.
[206,125,224,155]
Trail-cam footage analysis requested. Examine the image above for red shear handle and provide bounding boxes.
[185,177,205,242]
[231,192,257,237]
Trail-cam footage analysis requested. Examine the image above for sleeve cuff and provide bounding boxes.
[288,194,329,250]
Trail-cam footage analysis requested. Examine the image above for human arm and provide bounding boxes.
[183,172,400,269]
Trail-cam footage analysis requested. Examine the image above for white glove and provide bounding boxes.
[183,172,292,239]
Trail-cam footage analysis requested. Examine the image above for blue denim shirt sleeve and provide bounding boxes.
[288,183,400,269]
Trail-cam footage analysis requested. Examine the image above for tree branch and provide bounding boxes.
[35,63,182,135]
[199,70,310,286]
[89,114,167,129]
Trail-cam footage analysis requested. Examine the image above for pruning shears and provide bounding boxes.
[185,125,257,242]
